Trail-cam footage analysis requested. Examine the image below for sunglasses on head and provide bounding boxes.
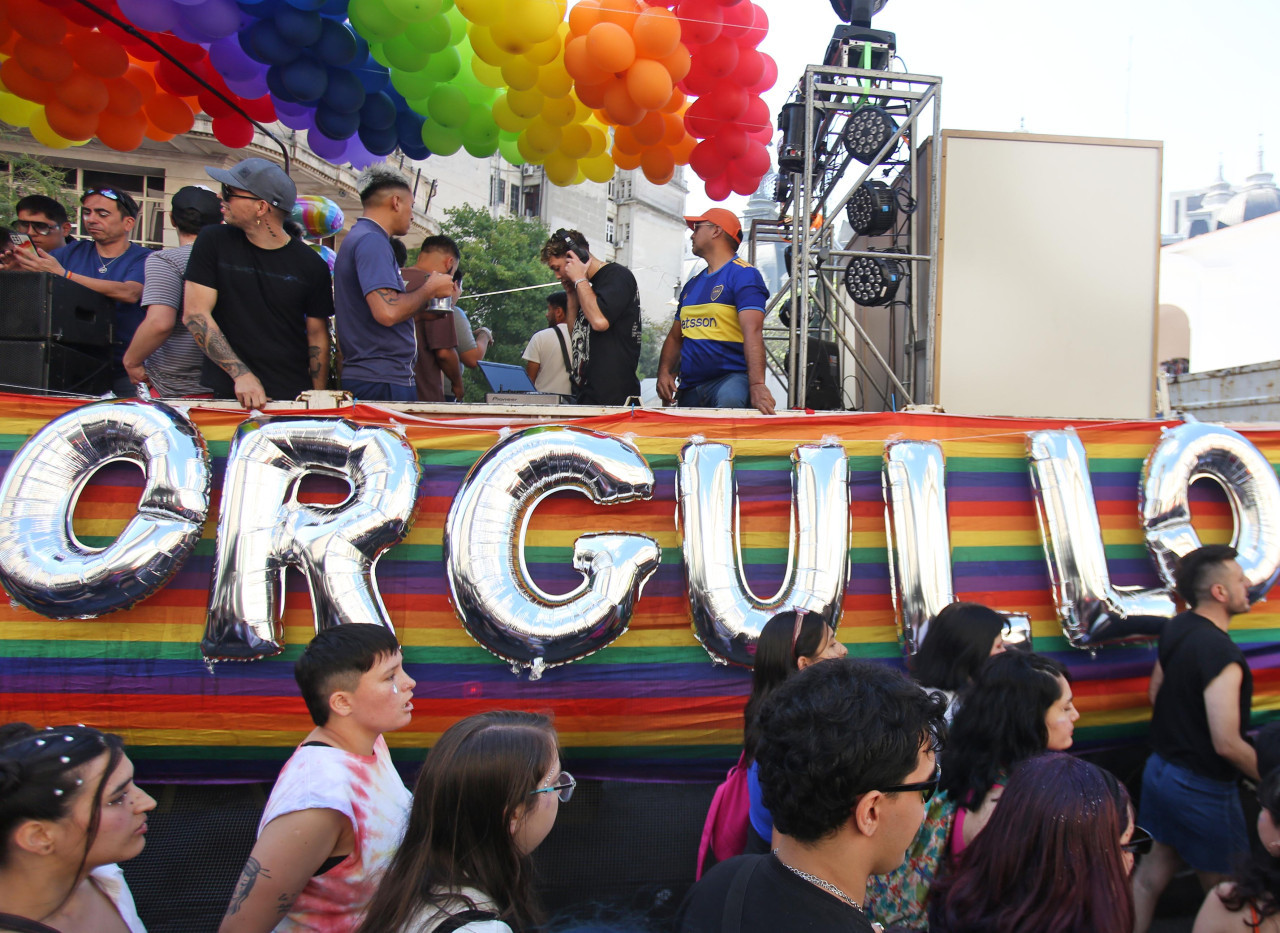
[82,188,138,217]
[878,764,942,804]
[1122,825,1153,856]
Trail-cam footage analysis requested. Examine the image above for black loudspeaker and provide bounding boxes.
[0,271,114,346]
[0,340,113,394]
[786,337,842,410]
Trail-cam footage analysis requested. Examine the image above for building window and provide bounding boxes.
[509,183,521,214]
[523,185,540,217]
[0,165,168,249]
[607,180,616,199]
[606,218,616,244]
[618,222,630,243]
[491,176,506,209]
[617,178,633,200]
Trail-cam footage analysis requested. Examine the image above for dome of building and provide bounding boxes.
[1216,146,1280,226]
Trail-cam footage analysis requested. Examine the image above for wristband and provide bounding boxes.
[573,278,588,286]
[750,382,765,387]
[64,269,71,279]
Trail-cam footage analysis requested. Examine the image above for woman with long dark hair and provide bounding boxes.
[354,711,570,933]
[0,722,156,932]
[1194,767,1280,932]
[865,650,1079,930]
[741,609,846,853]
[910,602,1006,720]
[929,753,1137,933]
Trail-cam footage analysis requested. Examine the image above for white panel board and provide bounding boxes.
[934,131,1161,418]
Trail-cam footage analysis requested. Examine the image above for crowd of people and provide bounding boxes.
[0,543,1273,932]
[0,158,780,413]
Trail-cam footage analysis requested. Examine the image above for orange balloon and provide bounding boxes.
[611,146,641,170]
[95,110,146,150]
[585,22,635,74]
[632,7,680,58]
[43,98,98,140]
[144,119,175,141]
[0,59,54,103]
[144,92,194,135]
[13,38,72,83]
[601,79,642,125]
[55,69,108,114]
[574,79,607,109]
[661,111,684,145]
[630,110,664,145]
[122,64,157,106]
[564,36,611,85]
[660,87,685,114]
[567,0,601,37]
[67,30,128,79]
[612,124,641,155]
[671,132,697,164]
[596,0,639,30]
[624,57,671,111]
[641,146,675,185]
[102,77,141,117]
[658,43,690,83]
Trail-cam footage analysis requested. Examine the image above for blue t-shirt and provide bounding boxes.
[747,759,773,840]
[676,257,769,388]
[333,218,414,386]
[53,240,149,365]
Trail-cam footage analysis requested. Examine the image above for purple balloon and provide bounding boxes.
[223,70,270,99]
[209,35,262,82]
[307,128,349,162]
[118,0,180,32]
[344,138,378,170]
[273,97,316,131]
[186,0,246,39]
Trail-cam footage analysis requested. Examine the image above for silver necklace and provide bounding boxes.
[773,851,862,911]
[96,250,123,275]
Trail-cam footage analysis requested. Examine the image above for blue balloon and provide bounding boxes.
[273,7,324,46]
[316,0,349,16]
[358,123,399,157]
[315,106,361,140]
[395,109,423,138]
[314,18,358,66]
[321,68,366,114]
[280,56,329,102]
[244,19,300,65]
[238,0,284,17]
[264,65,300,103]
[360,92,396,131]
[283,0,328,9]
[400,139,430,160]
[355,55,389,94]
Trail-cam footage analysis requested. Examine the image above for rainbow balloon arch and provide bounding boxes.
[0,0,776,197]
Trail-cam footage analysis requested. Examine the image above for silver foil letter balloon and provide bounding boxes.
[1027,429,1174,648]
[1141,421,1280,603]
[201,417,422,661]
[443,424,661,677]
[0,398,211,618]
[678,440,850,667]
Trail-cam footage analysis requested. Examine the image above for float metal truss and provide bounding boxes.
[749,64,942,411]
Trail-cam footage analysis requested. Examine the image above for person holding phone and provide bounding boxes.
[1,195,73,262]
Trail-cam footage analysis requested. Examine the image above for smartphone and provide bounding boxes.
[8,232,32,250]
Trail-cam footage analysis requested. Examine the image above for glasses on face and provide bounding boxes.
[221,185,261,203]
[1122,825,1153,856]
[879,764,941,804]
[14,219,59,236]
[529,770,575,803]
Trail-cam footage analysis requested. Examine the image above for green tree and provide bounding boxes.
[439,205,554,402]
[637,322,668,380]
[0,141,74,224]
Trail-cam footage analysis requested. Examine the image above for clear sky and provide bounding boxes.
[685,0,1280,226]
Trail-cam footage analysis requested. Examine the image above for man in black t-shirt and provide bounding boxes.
[1132,544,1260,933]
[540,228,640,405]
[677,659,946,933]
[183,158,333,408]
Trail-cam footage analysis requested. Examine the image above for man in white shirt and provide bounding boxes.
[521,290,573,396]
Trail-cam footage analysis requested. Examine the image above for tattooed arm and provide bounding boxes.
[183,281,267,409]
[218,807,349,933]
[306,316,330,390]
[366,272,453,326]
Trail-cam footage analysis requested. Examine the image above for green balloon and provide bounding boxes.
[422,45,461,83]
[389,67,436,100]
[498,131,524,166]
[348,0,407,42]
[383,0,441,23]
[383,32,433,71]
[421,121,464,156]
[461,110,499,158]
[444,5,467,45]
[427,84,470,129]
[368,41,393,68]
[405,15,451,54]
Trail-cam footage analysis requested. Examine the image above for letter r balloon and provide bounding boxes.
[200,417,421,661]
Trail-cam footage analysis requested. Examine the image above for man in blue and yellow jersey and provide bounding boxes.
[656,209,775,414]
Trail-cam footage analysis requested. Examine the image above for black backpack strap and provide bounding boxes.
[722,857,762,933]
[0,913,62,933]
[550,325,577,396]
[434,909,500,933]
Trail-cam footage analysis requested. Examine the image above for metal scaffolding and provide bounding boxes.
[750,62,942,411]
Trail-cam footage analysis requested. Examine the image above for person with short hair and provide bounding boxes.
[928,753,1137,933]
[354,711,569,933]
[540,228,641,406]
[677,657,946,933]
[0,722,156,932]
[11,194,72,252]
[657,209,774,414]
[521,290,574,396]
[9,186,149,395]
[219,624,415,933]
[411,236,480,402]
[122,185,224,397]
[183,158,334,409]
[1133,544,1260,933]
[334,166,456,402]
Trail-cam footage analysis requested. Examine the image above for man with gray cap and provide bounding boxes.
[123,185,224,397]
[183,157,334,408]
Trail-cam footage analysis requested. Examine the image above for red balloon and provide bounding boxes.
[704,173,732,201]
[197,88,237,120]
[67,31,128,79]
[7,1,68,46]
[96,111,146,150]
[712,124,748,159]
[212,114,255,148]
[239,95,276,123]
[683,94,721,138]
[731,47,763,88]
[56,69,109,114]
[675,0,721,46]
[738,138,769,177]
[0,58,56,103]
[43,99,98,139]
[144,92,194,135]
[742,3,768,48]
[719,0,753,41]
[695,34,738,78]
[103,77,142,116]
[154,59,203,98]
[749,51,776,93]
[687,137,719,178]
[13,38,73,83]
[709,78,748,120]
[742,92,769,133]
[727,161,761,196]
[678,60,717,97]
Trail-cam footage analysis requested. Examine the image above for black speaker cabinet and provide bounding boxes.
[0,270,114,346]
[0,339,113,394]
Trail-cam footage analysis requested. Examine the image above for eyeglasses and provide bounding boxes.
[221,185,262,203]
[879,764,941,804]
[1122,825,1153,856]
[13,219,60,236]
[529,770,575,803]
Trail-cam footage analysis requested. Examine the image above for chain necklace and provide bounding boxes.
[96,249,124,275]
[773,851,862,911]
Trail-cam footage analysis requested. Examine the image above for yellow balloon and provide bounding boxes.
[582,151,616,183]
[536,62,573,98]
[29,110,76,149]
[0,91,40,127]
[490,18,535,55]
[454,0,498,24]
[559,123,591,158]
[516,132,545,164]
[584,124,608,158]
[574,98,594,123]
[468,25,505,64]
[539,94,574,127]
[501,57,539,90]
[543,150,578,186]
[492,94,532,132]
[470,56,506,87]
[526,34,561,66]
[523,116,562,154]
[506,87,544,118]
[519,0,562,43]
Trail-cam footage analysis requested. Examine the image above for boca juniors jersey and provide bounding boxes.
[676,257,770,388]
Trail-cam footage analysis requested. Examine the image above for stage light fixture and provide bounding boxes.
[845,180,896,237]
[827,0,888,27]
[843,252,905,306]
[843,106,898,165]
[777,101,810,174]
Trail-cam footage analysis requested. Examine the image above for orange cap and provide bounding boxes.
[684,208,743,243]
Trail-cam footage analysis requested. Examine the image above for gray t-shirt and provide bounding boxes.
[139,245,211,397]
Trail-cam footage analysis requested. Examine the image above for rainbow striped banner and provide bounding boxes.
[1,395,1276,783]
